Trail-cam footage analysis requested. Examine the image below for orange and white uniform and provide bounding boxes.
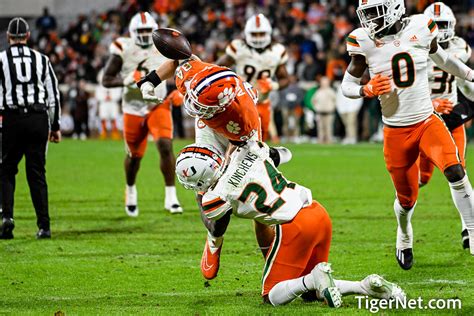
[175,59,261,154]
[419,36,472,184]
[201,142,331,296]
[347,14,461,208]
[109,37,172,157]
[225,39,288,140]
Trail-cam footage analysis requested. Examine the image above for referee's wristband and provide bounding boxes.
[137,71,162,88]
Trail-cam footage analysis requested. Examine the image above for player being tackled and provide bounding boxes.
[174,142,405,306]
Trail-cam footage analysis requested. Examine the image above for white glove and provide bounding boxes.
[140,81,162,104]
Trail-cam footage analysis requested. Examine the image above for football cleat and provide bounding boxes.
[36,229,51,239]
[125,185,139,217]
[396,248,413,270]
[461,229,469,250]
[0,218,15,240]
[166,203,183,214]
[200,239,222,280]
[310,262,342,308]
[361,274,406,301]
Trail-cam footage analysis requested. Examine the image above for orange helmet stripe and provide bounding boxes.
[256,15,260,27]
[179,147,223,165]
[140,12,147,24]
[434,4,440,17]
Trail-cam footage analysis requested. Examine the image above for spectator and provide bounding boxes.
[70,79,91,140]
[278,75,305,143]
[312,77,337,144]
[36,7,57,36]
[336,83,363,145]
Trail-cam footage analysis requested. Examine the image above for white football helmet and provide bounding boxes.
[424,2,456,43]
[129,12,158,47]
[244,14,272,49]
[175,144,224,192]
[356,0,405,39]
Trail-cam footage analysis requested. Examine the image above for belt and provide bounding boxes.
[3,104,47,114]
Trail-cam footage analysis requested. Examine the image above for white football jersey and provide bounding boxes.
[201,142,312,225]
[109,37,168,116]
[225,39,288,87]
[347,14,439,126]
[428,36,472,104]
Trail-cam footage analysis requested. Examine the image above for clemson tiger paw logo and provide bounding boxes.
[226,121,241,134]
[218,87,235,105]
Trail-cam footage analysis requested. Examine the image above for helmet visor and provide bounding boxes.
[357,4,387,38]
[184,91,222,119]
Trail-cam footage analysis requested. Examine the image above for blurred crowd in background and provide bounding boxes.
[11,0,474,143]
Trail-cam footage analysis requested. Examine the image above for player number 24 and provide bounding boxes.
[238,161,295,215]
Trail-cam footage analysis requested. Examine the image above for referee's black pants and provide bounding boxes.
[1,110,50,230]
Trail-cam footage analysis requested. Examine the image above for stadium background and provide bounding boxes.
[0,0,473,142]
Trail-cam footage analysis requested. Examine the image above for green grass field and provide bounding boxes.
[1,139,473,315]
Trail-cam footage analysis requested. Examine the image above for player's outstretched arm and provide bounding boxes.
[102,55,125,88]
[429,39,474,82]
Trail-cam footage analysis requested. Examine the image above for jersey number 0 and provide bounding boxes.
[391,53,415,88]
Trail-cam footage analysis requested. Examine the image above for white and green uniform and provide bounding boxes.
[201,142,312,225]
[225,39,287,87]
[109,37,168,116]
[347,14,439,126]
[427,36,472,103]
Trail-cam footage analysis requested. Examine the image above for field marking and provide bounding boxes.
[407,279,467,285]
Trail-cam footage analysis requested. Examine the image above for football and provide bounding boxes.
[152,28,192,60]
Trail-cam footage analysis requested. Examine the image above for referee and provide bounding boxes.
[0,17,61,239]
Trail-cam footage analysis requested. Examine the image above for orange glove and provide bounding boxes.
[257,78,273,95]
[363,74,392,97]
[432,98,454,114]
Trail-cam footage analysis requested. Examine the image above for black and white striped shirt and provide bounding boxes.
[0,44,60,130]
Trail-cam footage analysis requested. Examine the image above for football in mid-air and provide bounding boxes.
[152,28,192,60]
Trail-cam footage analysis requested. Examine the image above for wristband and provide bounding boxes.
[137,71,162,88]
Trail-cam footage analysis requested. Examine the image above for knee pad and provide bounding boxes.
[444,164,465,183]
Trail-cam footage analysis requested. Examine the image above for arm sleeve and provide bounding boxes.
[45,59,61,131]
[341,71,363,99]
[202,194,232,221]
[430,46,473,82]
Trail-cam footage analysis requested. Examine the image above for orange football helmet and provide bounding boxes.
[184,66,239,119]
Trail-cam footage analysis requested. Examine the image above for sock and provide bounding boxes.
[394,199,415,249]
[334,280,364,296]
[165,186,179,203]
[449,175,474,254]
[207,231,223,254]
[268,276,308,306]
[126,184,136,194]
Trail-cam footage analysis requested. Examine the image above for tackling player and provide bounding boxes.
[137,53,291,280]
[341,0,474,269]
[102,12,183,216]
[420,2,474,250]
[174,142,405,306]
[216,13,290,141]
